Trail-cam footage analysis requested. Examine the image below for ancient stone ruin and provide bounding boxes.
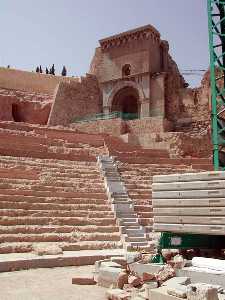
[0,24,212,257]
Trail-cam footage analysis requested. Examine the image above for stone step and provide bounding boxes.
[128,189,151,195]
[0,183,105,193]
[137,212,153,218]
[0,209,114,218]
[0,225,119,234]
[0,189,107,199]
[0,147,96,162]
[125,236,147,243]
[0,240,121,254]
[139,218,153,226]
[116,213,137,218]
[0,232,120,243]
[128,241,149,247]
[134,205,152,212]
[0,201,110,211]
[62,241,122,251]
[120,221,139,227]
[0,179,104,189]
[0,195,108,204]
[0,156,98,169]
[0,216,116,226]
[128,194,151,200]
[124,228,146,236]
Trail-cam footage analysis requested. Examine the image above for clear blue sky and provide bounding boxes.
[1,0,208,87]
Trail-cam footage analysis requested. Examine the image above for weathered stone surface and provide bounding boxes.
[167,284,188,298]
[32,244,63,256]
[144,282,159,299]
[111,256,127,267]
[142,272,155,282]
[187,284,219,300]
[97,267,123,288]
[72,276,96,285]
[117,272,128,289]
[155,264,175,284]
[162,277,191,287]
[128,275,142,287]
[106,288,131,300]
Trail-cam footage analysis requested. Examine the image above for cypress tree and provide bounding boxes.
[51,64,55,75]
[46,67,49,74]
[39,65,43,73]
[61,66,67,76]
[36,66,40,73]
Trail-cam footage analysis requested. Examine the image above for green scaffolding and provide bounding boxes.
[208,0,225,170]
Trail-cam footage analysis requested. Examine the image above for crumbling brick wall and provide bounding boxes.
[48,74,102,126]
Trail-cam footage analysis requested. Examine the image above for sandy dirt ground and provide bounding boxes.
[0,265,107,300]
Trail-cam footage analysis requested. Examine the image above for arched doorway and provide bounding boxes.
[111,86,139,119]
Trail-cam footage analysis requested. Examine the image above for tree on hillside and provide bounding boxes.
[61,66,67,76]
[36,66,40,73]
[50,64,55,75]
[46,67,49,74]
[39,65,43,73]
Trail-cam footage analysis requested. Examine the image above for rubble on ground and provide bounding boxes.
[85,251,225,300]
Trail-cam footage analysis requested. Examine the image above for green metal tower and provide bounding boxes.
[208,0,225,170]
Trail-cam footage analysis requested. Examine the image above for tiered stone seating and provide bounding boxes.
[117,161,213,239]
[0,121,106,161]
[0,121,213,255]
[0,151,120,254]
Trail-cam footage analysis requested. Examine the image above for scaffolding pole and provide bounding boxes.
[208,0,225,170]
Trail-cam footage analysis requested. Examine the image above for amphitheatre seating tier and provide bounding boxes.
[0,156,121,254]
[0,122,106,161]
[117,162,213,234]
[0,121,214,255]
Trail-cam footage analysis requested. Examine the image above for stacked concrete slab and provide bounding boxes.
[152,171,225,235]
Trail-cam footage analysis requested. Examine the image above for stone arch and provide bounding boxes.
[107,81,145,110]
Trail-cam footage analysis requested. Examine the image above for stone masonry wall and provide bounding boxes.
[48,74,102,126]
[0,88,52,124]
[0,67,79,94]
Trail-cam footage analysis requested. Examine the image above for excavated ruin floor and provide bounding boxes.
[0,249,125,272]
[0,265,106,300]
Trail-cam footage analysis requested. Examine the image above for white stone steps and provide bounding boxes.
[124,236,147,243]
[154,215,225,225]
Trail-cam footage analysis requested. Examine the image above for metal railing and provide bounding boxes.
[73,111,138,123]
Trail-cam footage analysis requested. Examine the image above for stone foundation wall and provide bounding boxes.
[70,118,127,136]
[128,130,212,158]
[0,88,52,124]
[48,74,102,126]
[70,117,172,137]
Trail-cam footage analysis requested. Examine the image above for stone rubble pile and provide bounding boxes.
[71,252,225,300]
